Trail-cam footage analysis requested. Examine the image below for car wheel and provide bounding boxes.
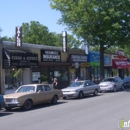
[93,89,98,96]
[78,91,83,99]
[121,85,124,91]
[113,86,117,92]
[5,107,12,111]
[23,100,33,110]
[51,95,58,104]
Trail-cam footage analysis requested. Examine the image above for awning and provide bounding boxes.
[112,59,130,69]
[2,49,38,68]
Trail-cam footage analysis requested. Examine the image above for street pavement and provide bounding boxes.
[1,88,130,130]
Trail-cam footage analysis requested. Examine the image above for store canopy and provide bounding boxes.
[112,59,130,69]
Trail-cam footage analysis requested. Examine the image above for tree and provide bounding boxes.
[1,36,15,42]
[22,21,80,48]
[49,0,130,80]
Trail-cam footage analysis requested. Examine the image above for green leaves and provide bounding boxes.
[49,0,130,49]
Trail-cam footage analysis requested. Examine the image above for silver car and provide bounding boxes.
[62,80,100,99]
[99,76,124,92]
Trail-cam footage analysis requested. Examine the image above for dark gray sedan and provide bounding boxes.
[123,76,130,88]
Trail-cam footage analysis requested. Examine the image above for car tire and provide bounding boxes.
[121,85,124,91]
[23,100,33,110]
[93,89,98,96]
[51,95,58,104]
[113,86,117,92]
[78,91,84,99]
[5,107,12,111]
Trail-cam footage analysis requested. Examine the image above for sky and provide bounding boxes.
[0,0,71,37]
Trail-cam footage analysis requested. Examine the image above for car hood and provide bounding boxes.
[4,92,34,99]
[62,87,81,91]
[99,81,114,86]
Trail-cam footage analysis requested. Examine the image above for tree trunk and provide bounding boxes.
[100,43,104,81]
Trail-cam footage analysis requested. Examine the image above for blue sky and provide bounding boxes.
[0,0,70,37]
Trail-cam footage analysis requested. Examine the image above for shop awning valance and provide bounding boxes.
[2,49,38,68]
[112,59,130,69]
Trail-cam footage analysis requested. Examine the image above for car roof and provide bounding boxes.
[75,80,92,82]
[21,84,51,86]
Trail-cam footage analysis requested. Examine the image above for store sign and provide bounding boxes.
[62,31,67,52]
[15,26,22,47]
[89,52,111,66]
[104,55,111,66]
[71,55,88,62]
[2,49,38,68]
[80,63,90,67]
[41,50,61,62]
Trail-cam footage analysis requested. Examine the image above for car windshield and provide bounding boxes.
[102,78,114,82]
[123,77,130,82]
[17,86,35,93]
[68,81,84,87]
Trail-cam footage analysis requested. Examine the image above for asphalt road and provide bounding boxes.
[1,89,130,130]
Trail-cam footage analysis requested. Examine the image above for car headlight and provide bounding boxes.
[11,99,19,103]
[109,84,114,87]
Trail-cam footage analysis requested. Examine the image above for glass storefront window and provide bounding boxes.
[54,71,61,81]
[61,71,68,81]
[41,71,48,83]
[5,68,22,89]
[32,72,40,83]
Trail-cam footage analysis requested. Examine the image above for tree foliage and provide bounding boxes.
[49,0,130,79]
[22,21,80,48]
[50,0,130,47]
[1,21,80,48]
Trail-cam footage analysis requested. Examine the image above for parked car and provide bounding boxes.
[123,76,130,88]
[0,94,5,110]
[99,76,124,92]
[62,80,100,99]
[4,84,63,111]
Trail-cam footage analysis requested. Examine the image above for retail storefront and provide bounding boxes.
[32,49,71,89]
[69,54,89,81]
[88,52,112,83]
[0,41,71,94]
[112,50,130,79]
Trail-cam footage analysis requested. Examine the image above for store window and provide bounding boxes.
[5,68,22,89]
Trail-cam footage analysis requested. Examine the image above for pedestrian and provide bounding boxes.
[53,78,58,89]
[75,77,78,82]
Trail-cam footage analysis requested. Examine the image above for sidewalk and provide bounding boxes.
[4,88,17,95]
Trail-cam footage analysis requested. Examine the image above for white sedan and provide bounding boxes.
[62,80,100,99]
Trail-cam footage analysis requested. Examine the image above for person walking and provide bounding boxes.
[53,78,58,89]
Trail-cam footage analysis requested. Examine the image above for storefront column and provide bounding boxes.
[22,68,31,85]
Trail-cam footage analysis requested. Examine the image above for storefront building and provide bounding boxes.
[0,41,71,94]
[111,50,130,79]
[68,49,89,81]
[88,51,112,83]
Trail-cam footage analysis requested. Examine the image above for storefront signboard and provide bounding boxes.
[88,52,111,66]
[70,55,88,62]
[41,50,61,62]
[2,49,38,68]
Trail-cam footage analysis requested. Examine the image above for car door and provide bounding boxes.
[84,81,92,94]
[35,85,46,104]
[118,77,123,89]
[114,77,121,89]
[43,85,53,102]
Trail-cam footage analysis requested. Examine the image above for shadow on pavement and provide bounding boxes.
[0,109,13,117]
[2,101,67,113]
